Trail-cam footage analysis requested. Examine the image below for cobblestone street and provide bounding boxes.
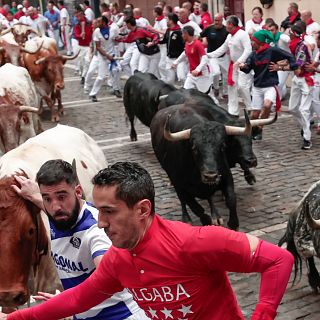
[40,65,320,319]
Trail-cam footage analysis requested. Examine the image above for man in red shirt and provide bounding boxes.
[199,2,212,30]
[73,8,92,84]
[173,25,212,93]
[117,16,160,75]
[2,161,294,320]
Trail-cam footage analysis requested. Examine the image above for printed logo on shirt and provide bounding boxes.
[70,236,81,249]
[51,253,89,273]
[128,284,193,319]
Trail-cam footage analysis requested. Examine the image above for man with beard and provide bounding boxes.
[11,160,149,320]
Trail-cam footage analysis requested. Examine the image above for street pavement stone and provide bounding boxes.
[38,65,320,319]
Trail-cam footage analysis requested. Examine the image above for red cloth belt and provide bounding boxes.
[274,86,281,111]
[227,60,235,86]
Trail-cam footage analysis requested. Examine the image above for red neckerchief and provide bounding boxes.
[49,9,55,14]
[307,18,314,26]
[134,15,141,20]
[31,13,38,20]
[229,26,241,36]
[60,5,65,9]
[181,19,190,24]
[289,12,299,24]
[156,15,165,21]
[252,18,262,24]
[169,25,180,31]
[109,20,113,25]
[194,11,200,16]
[256,42,270,54]
[289,37,301,55]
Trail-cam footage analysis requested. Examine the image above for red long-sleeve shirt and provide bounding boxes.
[117,27,159,44]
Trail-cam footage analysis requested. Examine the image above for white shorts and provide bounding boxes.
[251,86,277,110]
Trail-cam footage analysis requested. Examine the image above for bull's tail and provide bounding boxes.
[278,211,302,284]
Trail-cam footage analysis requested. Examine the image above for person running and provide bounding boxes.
[2,161,294,320]
[239,30,298,140]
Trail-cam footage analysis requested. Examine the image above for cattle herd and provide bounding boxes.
[0,24,320,313]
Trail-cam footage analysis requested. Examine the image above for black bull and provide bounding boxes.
[279,181,320,292]
[123,72,276,185]
[150,104,255,230]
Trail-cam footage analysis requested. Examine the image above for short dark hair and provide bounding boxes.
[291,24,303,35]
[101,15,109,25]
[48,0,55,5]
[226,15,239,27]
[269,22,279,30]
[126,3,134,10]
[289,2,298,10]
[168,12,178,24]
[36,160,78,186]
[182,25,194,36]
[264,17,275,26]
[201,2,208,12]
[58,0,64,6]
[84,0,89,6]
[154,6,163,16]
[92,162,155,213]
[125,15,136,26]
[252,6,263,15]
[165,5,172,13]
[294,20,306,33]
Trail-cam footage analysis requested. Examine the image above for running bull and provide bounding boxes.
[279,181,320,292]
[150,103,254,230]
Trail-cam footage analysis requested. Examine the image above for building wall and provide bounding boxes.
[244,0,320,25]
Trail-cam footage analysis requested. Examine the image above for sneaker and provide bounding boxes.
[301,139,312,150]
[89,95,98,102]
[80,77,85,85]
[113,90,122,98]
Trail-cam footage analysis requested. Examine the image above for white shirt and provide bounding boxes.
[60,7,70,26]
[189,12,201,26]
[1,18,19,28]
[207,28,252,63]
[277,33,290,52]
[135,16,149,28]
[154,17,167,33]
[245,19,265,35]
[178,20,202,37]
[84,7,95,22]
[306,21,320,35]
[93,24,119,56]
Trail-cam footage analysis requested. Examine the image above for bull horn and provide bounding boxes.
[0,28,12,36]
[34,56,47,65]
[18,105,39,114]
[21,40,43,54]
[305,202,320,230]
[25,28,41,36]
[60,50,80,61]
[250,112,278,127]
[225,110,252,136]
[159,94,168,101]
[163,114,191,141]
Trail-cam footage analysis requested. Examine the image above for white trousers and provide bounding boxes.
[158,44,167,81]
[277,70,291,100]
[184,73,212,93]
[228,68,252,116]
[311,73,320,117]
[78,45,91,78]
[289,76,313,141]
[120,44,140,76]
[61,25,72,55]
[84,54,99,91]
[138,52,160,76]
[89,54,121,96]
[47,29,60,48]
[212,55,229,96]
